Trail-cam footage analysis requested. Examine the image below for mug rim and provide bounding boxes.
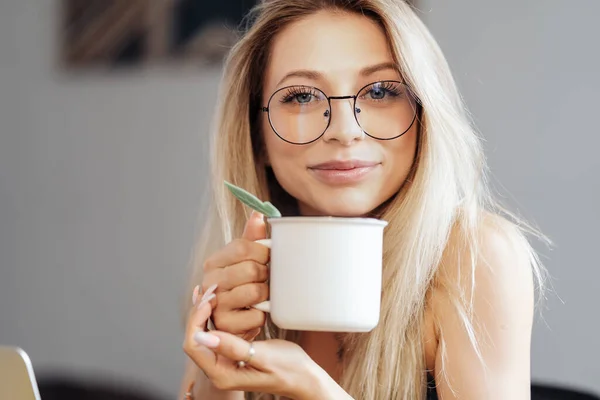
[266,216,388,227]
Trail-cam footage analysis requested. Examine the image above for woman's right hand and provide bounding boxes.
[201,211,270,341]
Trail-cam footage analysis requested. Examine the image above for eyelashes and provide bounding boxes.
[279,87,322,104]
[277,81,406,105]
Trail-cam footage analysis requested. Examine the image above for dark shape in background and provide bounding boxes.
[60,0,258,69]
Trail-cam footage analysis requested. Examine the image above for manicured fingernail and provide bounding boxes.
[194,331,220,348]
[192,285,200,306]
[201,284,218,302]
[197,293,215,310]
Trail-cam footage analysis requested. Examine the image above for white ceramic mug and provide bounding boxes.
[252,216,388,332]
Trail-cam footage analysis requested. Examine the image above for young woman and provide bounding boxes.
[180,1,546,399]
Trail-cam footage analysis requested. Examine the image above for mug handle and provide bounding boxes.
[252,238,272,313]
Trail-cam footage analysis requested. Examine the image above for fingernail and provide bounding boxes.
[192,285,200,306]
[197,293,215,310]
[194,331,220,348]
[201,284,218,302]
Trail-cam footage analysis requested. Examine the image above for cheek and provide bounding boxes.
[262,118,305,176]
[383,128,418,182]
[264,143,309,205]
[398,129,418,163]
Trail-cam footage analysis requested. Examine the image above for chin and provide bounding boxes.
[304,196,382,218]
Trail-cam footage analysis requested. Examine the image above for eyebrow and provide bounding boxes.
[360,62,400,77]
[275,62,400,87]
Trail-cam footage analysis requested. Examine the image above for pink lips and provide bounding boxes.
[308,160,380,185]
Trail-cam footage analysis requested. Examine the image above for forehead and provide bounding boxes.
[264,10,396,91]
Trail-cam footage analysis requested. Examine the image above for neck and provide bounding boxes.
[299,331,344,382]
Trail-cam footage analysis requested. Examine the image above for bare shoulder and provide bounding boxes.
[475,213,536,310]
[434,212,535,312]
[426,213,537,399]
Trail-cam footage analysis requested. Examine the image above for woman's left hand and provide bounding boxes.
[183,287,330,400]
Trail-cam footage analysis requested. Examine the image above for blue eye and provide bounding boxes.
[361,81,404,102]
[369,87,386,99]
[295,93,313,103]
[280,87,321,104]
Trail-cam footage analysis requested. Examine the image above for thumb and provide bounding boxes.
[241,211,267,241]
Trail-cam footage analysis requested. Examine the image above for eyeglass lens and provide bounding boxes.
[266,81,418,144]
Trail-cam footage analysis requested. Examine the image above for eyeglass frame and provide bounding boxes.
[260,80,420,145]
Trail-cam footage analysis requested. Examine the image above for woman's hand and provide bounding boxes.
[201,211,270,340]
[183,287,340,400]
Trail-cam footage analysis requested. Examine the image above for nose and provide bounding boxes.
[322,97,364,145]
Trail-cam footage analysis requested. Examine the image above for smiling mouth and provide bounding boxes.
[308,160,381,185]
[309,160,380,170]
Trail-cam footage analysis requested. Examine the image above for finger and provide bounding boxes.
[183,293,221,375]
[204,331,268,371]
[223,261,269,289]
[192,285,200,306]
[203,261,269,292]
[242,327,262,341]
[218,282,269,310]
[203,239,269,273]
[192,331,272,392]
[242,211,267,241]
[186,293,215,335]
[184,297,215,349]
[212,308,266,335]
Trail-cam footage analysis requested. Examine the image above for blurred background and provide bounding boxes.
[0,0,598,398]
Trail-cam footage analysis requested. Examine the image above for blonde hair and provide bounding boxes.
[183,1,547,399]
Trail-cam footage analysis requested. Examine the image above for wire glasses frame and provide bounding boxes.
[260,80,420,145]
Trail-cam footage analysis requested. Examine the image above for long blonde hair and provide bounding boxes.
[184,1,547,398]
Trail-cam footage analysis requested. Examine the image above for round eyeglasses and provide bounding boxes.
[261,80,419,145]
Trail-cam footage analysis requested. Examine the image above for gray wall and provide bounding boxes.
[420,0,600,394]
[0,0,598,397]
[0,0,220,395]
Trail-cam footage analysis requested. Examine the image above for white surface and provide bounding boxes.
[267,217,387,332]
